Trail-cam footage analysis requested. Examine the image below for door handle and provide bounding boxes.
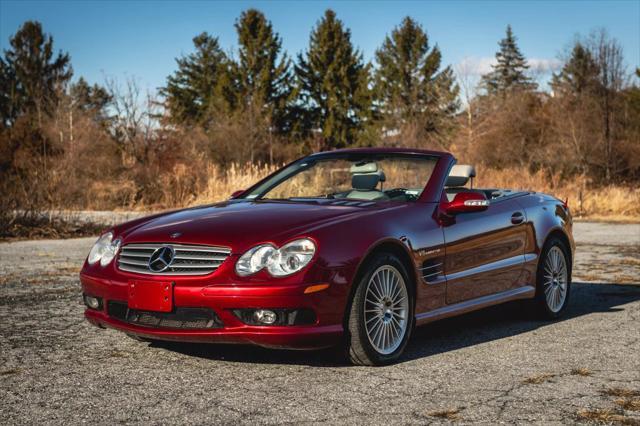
[511,212,524,225]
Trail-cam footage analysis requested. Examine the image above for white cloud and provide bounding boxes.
[455,56,561,76]
[527,57,562,73]
[456,56,496,76]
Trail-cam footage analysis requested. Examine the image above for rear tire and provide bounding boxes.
[344,253,414,366]
[532,237,571,319]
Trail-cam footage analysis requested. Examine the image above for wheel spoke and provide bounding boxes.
[391,296,406,307]
[363,265,409,355]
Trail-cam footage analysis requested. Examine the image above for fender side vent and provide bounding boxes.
[420,260,443,283]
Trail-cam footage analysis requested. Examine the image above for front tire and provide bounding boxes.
[344,253,414,366]
[533,237,571,319]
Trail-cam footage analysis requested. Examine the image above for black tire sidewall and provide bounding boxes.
[348,253,415,365]
[536,237,572,319]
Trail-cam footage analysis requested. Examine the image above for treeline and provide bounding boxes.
[1,9,639,212]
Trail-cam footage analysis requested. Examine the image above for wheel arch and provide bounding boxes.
[541,228,573,275]
[342,239,418,328]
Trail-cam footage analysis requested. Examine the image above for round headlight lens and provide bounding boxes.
[87,232,121,266]
[267,238,316,277]
[235,244,277,276]
[235,239,316,278]
[100,237,122,267]
[88,232,113,265]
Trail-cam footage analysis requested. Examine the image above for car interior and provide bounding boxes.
[444,164,521,201]
[445,164,522,202]
[345,162,389,200]
[334,161,523,203]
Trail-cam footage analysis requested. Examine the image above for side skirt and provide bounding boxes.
[415,285,535,326]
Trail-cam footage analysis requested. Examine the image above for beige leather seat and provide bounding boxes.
[445,164,477,201]
[345,162,389,201]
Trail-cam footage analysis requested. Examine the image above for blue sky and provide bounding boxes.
[1,0,639,94]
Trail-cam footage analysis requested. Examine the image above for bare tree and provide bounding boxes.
[105,76,160,166]
[586,29,627,180]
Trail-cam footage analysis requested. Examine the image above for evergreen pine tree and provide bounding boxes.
[0,21,72,127]
[481,25,536,95]
[295,9,372,148]
[374,17,459,142]
[161,33,233,127]
[234,9,292,134]
[551,42,600,96]
[70,77,112,124]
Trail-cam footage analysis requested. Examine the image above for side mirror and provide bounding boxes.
[230,190,245,199]
[444,191,489,215]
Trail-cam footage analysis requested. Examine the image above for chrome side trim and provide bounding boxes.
[415,285,535,325]
[445,254,524,281]
[419,262,443,271]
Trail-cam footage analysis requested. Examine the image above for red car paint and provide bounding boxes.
[80,148,574,349]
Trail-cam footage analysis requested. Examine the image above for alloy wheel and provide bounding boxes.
[543,246,568,313]
[363,265,409,355]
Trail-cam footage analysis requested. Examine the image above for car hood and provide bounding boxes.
[118,200,393,252]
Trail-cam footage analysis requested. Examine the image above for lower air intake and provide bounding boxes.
[107,301,223,329]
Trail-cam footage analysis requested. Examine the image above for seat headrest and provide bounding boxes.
[445,164,476,187]
[352,171,385,190]
[350,162,379,174]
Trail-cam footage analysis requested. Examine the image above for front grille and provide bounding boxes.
[107,301,223,329]
[117,243,231,276]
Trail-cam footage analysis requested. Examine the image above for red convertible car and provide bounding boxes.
[81,148,574,365]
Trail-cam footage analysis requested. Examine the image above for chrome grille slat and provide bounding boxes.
[118,258,149,267]
[117,243,231,276]
[119,252,152,258]
[173,255,228,261]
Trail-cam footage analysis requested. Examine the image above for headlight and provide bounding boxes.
[235,244,277,276]
[87,232,122,267]
[235,238,316,277]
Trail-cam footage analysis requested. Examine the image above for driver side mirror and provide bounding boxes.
[230,190,245,199]
[444,191,489,215]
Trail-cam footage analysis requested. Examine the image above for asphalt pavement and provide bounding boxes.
[1,222,639,424]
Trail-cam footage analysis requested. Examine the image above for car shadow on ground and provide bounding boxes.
[150,281,640,367]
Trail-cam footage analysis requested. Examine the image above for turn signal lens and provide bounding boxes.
[304,284,330,294]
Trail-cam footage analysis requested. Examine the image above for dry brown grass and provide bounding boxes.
[523,373,556,384]
[191,163,279,206]
[613,275,639,285]
[427,408,461,420]
[576,273,607,282]
[576,408,639,424]
[604,388,640,398]
[571,368,593,377]
[615,398,640,411]
[186,164,640,221]
[7,161,640,223]
[0,211,105,241]
[475,168,640,221]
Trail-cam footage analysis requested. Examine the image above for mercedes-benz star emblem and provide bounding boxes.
[148,246,175,273]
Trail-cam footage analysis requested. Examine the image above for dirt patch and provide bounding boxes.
[0,212,104,242]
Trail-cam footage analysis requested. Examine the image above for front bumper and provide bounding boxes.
[80,273,344,349]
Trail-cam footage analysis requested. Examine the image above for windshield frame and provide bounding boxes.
[237,151,445,204]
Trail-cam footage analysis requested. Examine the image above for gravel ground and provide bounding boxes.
[1,222,639,424]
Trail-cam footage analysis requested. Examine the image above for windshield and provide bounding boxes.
[242,154,438,202]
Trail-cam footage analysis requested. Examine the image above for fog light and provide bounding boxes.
[253,309,277,325]
[83,294,102,310]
